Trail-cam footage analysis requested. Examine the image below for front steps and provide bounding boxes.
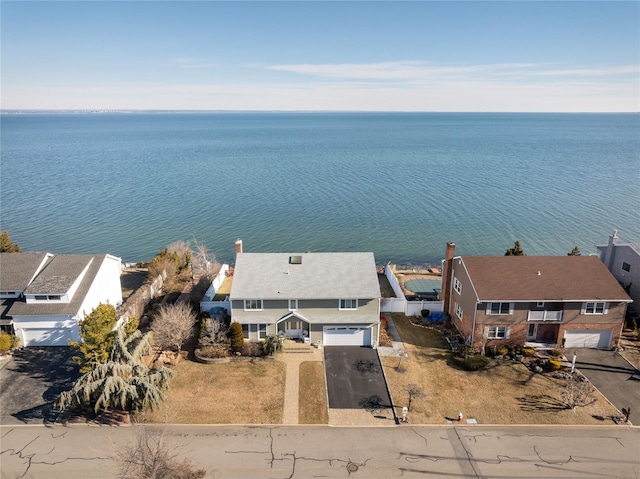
[282,339,313,354]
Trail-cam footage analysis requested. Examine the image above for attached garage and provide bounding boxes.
[564,330,613,349]
[323,326,371,346]
[20,327,79,347]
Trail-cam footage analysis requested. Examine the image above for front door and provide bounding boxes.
[526,323,538,341]
[285,320,302,338]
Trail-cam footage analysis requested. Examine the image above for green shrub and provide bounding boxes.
[228,322,245,353]
[520,347,535,357]
[546,357,562,371]
[485,345,498,357]
[453,354,490,371]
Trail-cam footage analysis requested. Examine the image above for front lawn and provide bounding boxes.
[383,314,620,425]
[142,358,286,424]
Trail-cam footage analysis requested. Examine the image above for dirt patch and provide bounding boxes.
[383,314,620,425]
[619,330,640,370]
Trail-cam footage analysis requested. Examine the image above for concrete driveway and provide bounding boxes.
[0,347,79,425]
[573,348,640,424]
[323,346,392,410]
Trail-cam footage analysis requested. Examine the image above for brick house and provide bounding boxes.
[443,253,631,349]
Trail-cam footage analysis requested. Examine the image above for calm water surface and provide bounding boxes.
[1,112,638,266]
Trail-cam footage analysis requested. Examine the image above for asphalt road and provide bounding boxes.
[1,424,638,478]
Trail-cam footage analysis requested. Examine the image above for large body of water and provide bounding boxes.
[1,112,638,266]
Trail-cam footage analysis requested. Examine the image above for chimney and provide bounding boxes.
[441,242,456,313]
[235,238,243,257]
[603,229,618,269]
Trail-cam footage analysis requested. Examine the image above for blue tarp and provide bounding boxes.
[424,311,446,323]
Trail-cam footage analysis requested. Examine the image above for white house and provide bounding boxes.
[597,230,639,317]
[230,252,381,347]
[0,252,123,346]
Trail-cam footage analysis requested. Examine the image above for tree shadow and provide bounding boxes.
[516,394,567,412]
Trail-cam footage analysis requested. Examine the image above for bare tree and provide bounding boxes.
[190,239,221,281]
[152,303,197,352]
[405,384,426,411]
[560,382,597,409]
[117,426,206,479]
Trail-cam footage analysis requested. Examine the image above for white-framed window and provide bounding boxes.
[455,302,463,320]
[34,294,62,301]
[583,302,607,314]
[288,299,298,311]
[339,299,358,310]
[622,262,631,272]
[248,324,268,340]
[453,277,462,295]
[488,302,512,315]
[244,299,263,311]
[486,326,510,339]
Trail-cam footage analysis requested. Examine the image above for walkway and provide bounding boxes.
[377,313,407,357]
[277,346,323,425]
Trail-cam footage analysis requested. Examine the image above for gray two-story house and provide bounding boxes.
[229,252,381,347]
[597,229,639,317]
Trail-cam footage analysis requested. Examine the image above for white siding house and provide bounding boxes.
[1,253,123,346]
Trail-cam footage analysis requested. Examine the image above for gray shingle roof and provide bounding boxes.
[9,254,108,316]
[24,255,93,295]
[460,255,631,302]
[0,252,51,292]
[230,252,380,300]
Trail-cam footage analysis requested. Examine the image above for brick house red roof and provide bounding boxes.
[459,255,632,302]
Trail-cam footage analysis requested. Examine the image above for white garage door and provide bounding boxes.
[21,328,76,347]
[323,326,371,346]
[564,330,612,349]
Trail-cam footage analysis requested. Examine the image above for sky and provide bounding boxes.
[1,1,638,112]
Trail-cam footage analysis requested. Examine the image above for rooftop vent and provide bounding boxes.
[289,255,302,265]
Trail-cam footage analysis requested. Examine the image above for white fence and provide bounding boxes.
[381,263,444,316]
[200,264,231,314]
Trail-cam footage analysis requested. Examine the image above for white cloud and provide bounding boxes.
[268,61,639,83]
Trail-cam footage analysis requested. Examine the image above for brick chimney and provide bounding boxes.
[441,242,456,313]
[235,238,243,257]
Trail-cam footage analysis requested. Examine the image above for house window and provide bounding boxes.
[48,295,62,300]
[453,277,462,295]
[288,299,298,311]
[622,262,631,272]
[250,324,267,340]
[34,295,47,301]
[486,326,510,339]
[488,302,511,315]
[584,302,607,314]
[339,299,358,310]
[455,302,463,320]
[244,299,263,311]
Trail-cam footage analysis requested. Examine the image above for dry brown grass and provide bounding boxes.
[298,361,328,424]
[384,314,620,425]
[143,358,286,424]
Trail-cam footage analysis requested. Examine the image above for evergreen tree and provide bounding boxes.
[0,231,21,252]
[57,327,174,413]
[69,303,118,373]
[505,240,525,256]
[568,246,581,256]
[229,322,245,353]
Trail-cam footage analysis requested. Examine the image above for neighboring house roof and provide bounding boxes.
[458,255,631,302]
[8,254,108,316]
[0,252,51,292]
[231,252,380,300]
[24,254,93,295]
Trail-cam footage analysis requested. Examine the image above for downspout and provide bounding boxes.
[471,301,480,346]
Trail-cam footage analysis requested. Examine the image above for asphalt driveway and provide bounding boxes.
[574,348,640,425]
[0,347,79,425]
[323,346,392,410]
